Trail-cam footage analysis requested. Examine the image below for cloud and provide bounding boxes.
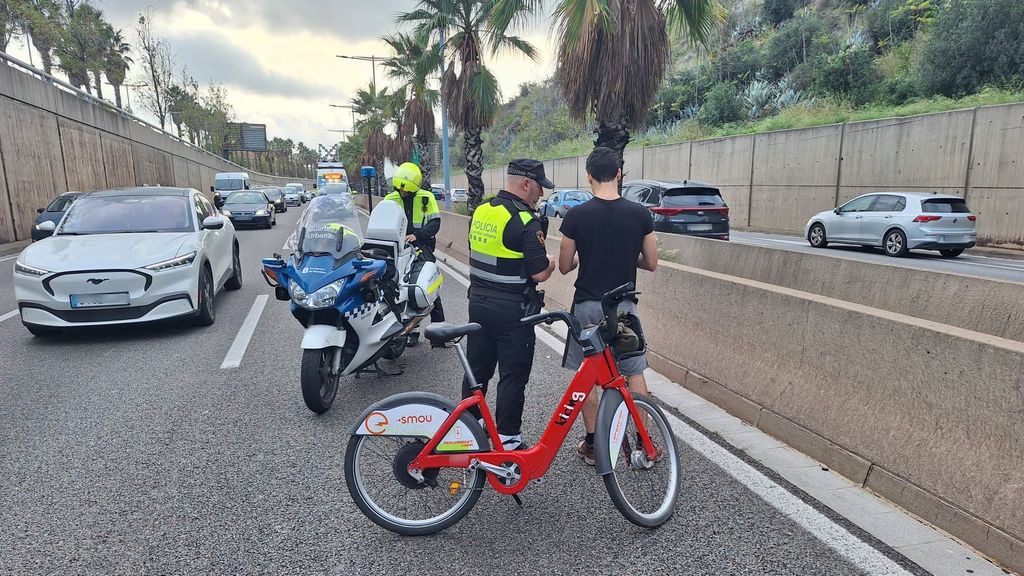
[169,34,321,98]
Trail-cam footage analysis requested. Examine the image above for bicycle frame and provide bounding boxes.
[409,344,659,495]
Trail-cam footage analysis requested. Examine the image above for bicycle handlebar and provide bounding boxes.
[520,283,639,345]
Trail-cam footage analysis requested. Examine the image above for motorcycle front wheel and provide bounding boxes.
[301,347,340,414]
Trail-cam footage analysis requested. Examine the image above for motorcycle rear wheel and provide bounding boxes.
[301,348,340,414]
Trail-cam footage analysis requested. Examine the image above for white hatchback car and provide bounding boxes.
[14,187,241,336]
[804,192,977,258]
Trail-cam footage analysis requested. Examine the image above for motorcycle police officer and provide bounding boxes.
[384,162,445,345]
[464,159,556,450]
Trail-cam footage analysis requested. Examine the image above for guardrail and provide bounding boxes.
[0,51,303,182]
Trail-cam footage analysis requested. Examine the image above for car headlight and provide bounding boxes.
[256,209,269,216]
[144,251,197,271]
[15,261,49,277]
[221,209,232,216]
[290,279,343,310]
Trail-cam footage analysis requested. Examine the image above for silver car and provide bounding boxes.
[804,192,976,258]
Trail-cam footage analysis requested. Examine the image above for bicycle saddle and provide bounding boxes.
[424,323,483,345]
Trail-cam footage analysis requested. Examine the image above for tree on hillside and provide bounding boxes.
[201,83,233,154]
[54,3,107,94]
[493,0,720,181]
[17,0,63,75]
[103,27,132,108]
[382,31,441,185]
[400,0,538,209]
[135,10,173,129]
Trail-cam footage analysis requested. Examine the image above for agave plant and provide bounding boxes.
[744,78,776,119]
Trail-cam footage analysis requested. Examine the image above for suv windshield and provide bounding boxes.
[214,179,244,191]
[225,192,267,205]
[58,195,194,235]
[921,198,970,213]
[262,189,283,199]
[662,188,725,207]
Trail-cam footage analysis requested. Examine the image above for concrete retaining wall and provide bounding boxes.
[433,210,1024,572]
[468,102,1024,249]
[0,62,312,244]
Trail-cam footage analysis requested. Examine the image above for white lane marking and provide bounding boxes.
[436,249,912,575]
[0,310,18,323]
[0,254,19,262]
[220,295,269,369]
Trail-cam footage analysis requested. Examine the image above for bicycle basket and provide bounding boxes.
[611,311,646,359]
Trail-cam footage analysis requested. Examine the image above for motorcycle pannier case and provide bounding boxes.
[405,260,442,311]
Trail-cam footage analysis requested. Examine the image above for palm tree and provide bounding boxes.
[18,0,62,75]
[103,27,132,108]
[351,83,396,196]
[400,0,539,209]
[382,31,442,185]
[493,0,721,177]
[90,20,114,100]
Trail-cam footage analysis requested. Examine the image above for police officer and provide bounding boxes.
[464,159,556,451]
[384,162,445,345]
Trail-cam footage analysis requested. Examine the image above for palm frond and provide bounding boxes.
[662,0,724,46]
[488,34,539,61]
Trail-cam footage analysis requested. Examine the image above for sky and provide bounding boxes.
[5,0,558,151]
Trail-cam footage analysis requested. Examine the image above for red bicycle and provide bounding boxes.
[344,283,680,535]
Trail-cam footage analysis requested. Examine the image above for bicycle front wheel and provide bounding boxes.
[344,434,485,535]
[595,391,680,528]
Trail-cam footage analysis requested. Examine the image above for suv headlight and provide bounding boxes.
[144,251,197,271]
[290,279,343,310]
[255,209,269,216]
[15,261,49,277]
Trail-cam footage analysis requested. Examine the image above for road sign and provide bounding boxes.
[223,123,268,152]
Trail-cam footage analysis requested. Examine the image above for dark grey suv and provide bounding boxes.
[622,180,730,240]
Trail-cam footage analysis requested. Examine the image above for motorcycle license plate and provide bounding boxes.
[70,292,130,308]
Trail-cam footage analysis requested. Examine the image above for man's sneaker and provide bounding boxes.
[577,440,596,466]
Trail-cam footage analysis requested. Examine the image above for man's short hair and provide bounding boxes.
[586,147,621,183]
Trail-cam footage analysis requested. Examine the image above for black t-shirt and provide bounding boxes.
[560,196,654,303]
[469,191,550,299]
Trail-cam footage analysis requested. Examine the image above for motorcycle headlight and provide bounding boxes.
[15,261,50,277]
[291,279,343,310]
[255,209,269,216]
[144,251,197,271]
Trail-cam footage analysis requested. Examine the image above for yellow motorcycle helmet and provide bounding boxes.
[392,162,422,193]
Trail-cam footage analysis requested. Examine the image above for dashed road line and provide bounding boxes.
[0,310,18,323]
[220,295,269,369]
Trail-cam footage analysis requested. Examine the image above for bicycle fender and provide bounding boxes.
[593,388,631,476]
[349,391,488,452]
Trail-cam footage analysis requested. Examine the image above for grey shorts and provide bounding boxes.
[562,299,648,376]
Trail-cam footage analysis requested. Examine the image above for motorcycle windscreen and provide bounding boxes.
[284,194,364,255]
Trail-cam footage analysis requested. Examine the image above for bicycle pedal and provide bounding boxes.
[511,494,524,507]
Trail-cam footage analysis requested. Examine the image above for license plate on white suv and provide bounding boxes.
[70,292,130,308]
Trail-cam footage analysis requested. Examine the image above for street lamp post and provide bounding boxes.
[107,82,146,111]
[329,104,358,129]
[337,54,385,197]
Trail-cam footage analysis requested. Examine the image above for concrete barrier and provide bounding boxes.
[0,61,312,244]
[458,102,1024,249]
[433,210,1024,573]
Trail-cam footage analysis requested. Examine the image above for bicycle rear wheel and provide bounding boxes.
[344,435,485,535]
[595,391,680,528]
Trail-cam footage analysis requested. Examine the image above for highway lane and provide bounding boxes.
[730,230,1024,284]
[0,207,925,575]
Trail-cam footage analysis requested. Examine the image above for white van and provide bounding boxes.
[212,172,251,206]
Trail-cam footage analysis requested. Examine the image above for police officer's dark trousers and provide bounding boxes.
[462,293,535,436]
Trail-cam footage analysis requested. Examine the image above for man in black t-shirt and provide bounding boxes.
[558,146,659,465]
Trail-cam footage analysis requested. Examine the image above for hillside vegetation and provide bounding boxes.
[460,0,1024,169]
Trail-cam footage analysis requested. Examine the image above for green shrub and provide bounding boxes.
[920,0,1024,97]
[763,0,806,26]
[765,10,836,79]
[719,39,765,83]
[865,0,917,50]
[811,45,880,105]
[697,83,744,126]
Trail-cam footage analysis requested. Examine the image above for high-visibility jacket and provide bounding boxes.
[468,193,538,289]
